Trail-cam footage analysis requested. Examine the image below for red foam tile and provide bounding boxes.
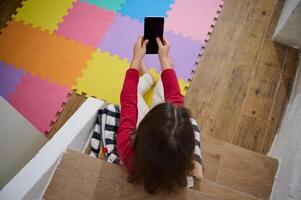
[8,74,71,133]
[56,1,115,46]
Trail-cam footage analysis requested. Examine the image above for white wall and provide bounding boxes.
[273,0,301,48]
[0,97,105,200]
[269,52,301,200]
[0,97,47,190]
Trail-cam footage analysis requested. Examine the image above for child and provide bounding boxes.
[117,36,203,194]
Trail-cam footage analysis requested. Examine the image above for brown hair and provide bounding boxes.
[129,103,195,194]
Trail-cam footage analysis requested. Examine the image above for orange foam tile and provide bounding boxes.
[0,20,95,88]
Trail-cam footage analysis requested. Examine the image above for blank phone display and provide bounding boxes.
[144,17,164,54]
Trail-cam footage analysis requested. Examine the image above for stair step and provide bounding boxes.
[195,179,260,200]
[44,150,218,200]
[201,134,278,200]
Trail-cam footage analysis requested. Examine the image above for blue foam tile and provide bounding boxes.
[120,0,174,22]
[80,0,125,12]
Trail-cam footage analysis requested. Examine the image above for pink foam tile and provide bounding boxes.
[8,74,71,133]
[166,0,223,42]
[56,1,115,46]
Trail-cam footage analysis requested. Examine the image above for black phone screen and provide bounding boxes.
[144,17,164,54]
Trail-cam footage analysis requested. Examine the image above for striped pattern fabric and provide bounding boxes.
[90,104,203,169]
[190,118,203,168]
[90,104,120,163]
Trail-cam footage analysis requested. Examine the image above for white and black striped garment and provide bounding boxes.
[90,104,120,164]
[90,104,203,169]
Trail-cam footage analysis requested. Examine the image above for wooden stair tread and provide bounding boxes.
[201,134,278,200]
[45,150,219,200]
[195,179,260,200]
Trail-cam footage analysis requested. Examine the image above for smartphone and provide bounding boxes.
[144,17,164,54]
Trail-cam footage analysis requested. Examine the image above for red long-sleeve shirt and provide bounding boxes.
[117,68,184,172]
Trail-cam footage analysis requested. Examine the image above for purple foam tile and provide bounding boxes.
[144,54,161,72]
[145,31,203,80]
[0,61,25,100]
[166,31,203,80]
[98,14,143,60]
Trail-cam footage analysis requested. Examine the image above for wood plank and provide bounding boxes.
[211,66,253,142]
[47,92,86,139]
[266,0,286,38]
[216,143,278,200]
[241,62,281,120]
[233,115,270,152]
[283,47,299,78]
[232,0,275,67]
[246,0,275,19]
[260,39,287,69]
[232,115,257,148]
[201,134,225,182]
[0,0,23,29]
[247,119,268,152]
[232,32,263,68]
[195,179,260,200]
[261,75,292,153]
[218,0,252,25]
[243,0,274,37]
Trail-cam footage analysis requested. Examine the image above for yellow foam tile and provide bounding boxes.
[178,78,189,96]
[74,50,129,104]
[14,0,75,32]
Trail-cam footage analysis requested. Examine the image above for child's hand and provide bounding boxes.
[131,36,148,69]
[191,160,204,180]
[156,37,173,70]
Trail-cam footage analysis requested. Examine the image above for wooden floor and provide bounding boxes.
[0,0,23,29]
[185,0,299,154]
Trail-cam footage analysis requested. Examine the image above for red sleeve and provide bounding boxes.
[117,68,138,172]
[161,68,184,106]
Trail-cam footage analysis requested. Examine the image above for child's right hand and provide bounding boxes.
[131,36,149,69]
[156,37,173,70]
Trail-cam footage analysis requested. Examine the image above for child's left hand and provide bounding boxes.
[191,160,204,180]
[131,36,148,69]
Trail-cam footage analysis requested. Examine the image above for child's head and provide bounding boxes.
[130,103,195,194]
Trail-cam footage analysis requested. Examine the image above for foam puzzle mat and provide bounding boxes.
[0,0,224,133]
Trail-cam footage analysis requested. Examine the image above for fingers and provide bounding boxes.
[156,37,170,47]
[136,36,143,44]
[142,39,149,49]
[163,37,170,46]
[156,37,163,48]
